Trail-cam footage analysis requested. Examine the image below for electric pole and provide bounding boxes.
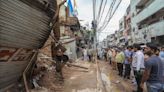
[92,0,97,49]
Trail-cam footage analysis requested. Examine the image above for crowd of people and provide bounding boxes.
[104,44,164,92]
[80,44,164,92]
[82,46,108,62]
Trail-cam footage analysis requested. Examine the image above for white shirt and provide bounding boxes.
[107,50,112,58]
[132,50,145,71]
[83,49,87,56]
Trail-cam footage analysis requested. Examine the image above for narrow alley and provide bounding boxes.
[0,0,164,92]
[28,56,143,92]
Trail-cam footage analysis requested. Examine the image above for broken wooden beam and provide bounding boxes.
[66,63,89,70]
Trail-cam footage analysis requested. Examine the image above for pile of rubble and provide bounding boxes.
[31,53,64,92]
[30,52,92,92]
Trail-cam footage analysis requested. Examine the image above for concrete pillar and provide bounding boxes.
[57,0,66,37]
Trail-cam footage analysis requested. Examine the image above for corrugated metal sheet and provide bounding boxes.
[0,0,51,49]
[0,51,38,90]
[0,60,29,89]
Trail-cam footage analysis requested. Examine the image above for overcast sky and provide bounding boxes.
[72,0,130,41]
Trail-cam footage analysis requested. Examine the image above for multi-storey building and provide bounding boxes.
[130,0,164,45]
[119,16,126,46]
[107,34,115,47]
[124,5,132,45]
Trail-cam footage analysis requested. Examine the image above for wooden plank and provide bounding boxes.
[0,49,16,60]
[67,63,89,69]
[23,52,38,92]
[7,48,23,62]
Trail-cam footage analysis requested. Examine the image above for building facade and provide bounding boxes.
[124,5,132,45]
[130,0,164,45]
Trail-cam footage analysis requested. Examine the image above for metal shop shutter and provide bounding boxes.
[0,0,51,49]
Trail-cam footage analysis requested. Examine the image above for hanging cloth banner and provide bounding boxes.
[67,0,74,16]
[73,0,77,8]
[73,0,78,16]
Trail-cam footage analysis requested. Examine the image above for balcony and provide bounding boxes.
[134,0,164,24]
[146,20,164,37]
[138,20,164,37]
[136,0,149,9]
[134,20,164,44]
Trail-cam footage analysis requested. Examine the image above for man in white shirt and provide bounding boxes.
[107,48,113,64]
[132,44,145,92]
[83,47,88,61]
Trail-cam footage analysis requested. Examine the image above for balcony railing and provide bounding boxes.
[136,0,149,9]
[134,0,164,24]
[143,20,164,37]
[134,20,164,43]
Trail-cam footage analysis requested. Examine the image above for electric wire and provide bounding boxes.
[99,0,122,31]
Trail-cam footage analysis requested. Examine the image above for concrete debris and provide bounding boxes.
[72,88,102,92]
[115,80,120,84]
[31,53,137,92]
[67,63,89,69]
[30,52,65,92]
[101,73,111,88]
[32,78,41,88]
[47,66,56,71]
[31,87,51,92]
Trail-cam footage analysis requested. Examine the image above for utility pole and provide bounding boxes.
[92,0,97,49]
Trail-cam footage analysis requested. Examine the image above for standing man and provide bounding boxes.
[140,44,164,92]
[87,48,92,62]
[53,48,69,80]
[115,48,125,77]
[132,44,145,92]
[107,48,113,64]
[83,47,88,61]
[124,46,133,79]
[104,48,107,61]
[159,46,164,61]
[112,49,117,70]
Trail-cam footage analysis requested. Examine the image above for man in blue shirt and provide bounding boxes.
[159,47,164,61]
[141,44,164,92]
[124,46,133,79]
